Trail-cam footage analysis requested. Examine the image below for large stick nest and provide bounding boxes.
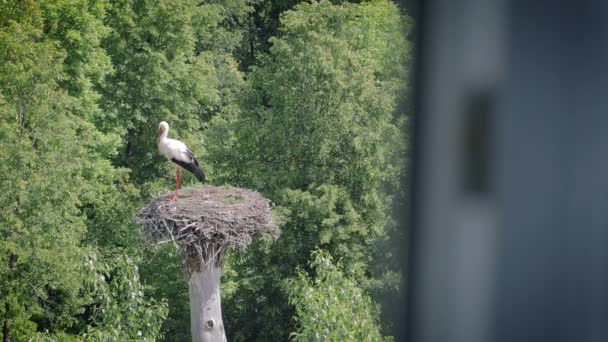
[138,186,279,272]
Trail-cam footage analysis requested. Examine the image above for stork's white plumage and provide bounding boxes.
[157,121,205,200]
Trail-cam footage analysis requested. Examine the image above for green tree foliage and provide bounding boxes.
[0,3,97,339]
[209,0,410,198]
[287,251,390,341]
[40,0,112,99]
[206,0,411,339]
[239,0,381,69]
[23,256,168,342]
[239,0,302,68]
[81,255,168,341]
[139,247,191,341]
[0,1,164,340]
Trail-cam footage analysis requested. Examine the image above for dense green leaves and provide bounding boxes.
[138,247,191,341]
[82,255,168,341]
[287,250,390,342]
[0,4,97,339]
[209,0,409,204]
[0,1,166,340]
[208,1,410,339]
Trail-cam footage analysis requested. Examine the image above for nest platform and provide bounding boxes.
[138,186,279,272]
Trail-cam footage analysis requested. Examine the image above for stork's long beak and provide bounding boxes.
[156,129,162,145]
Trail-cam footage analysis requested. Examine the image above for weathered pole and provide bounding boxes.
[189,267,224,341]
[185,244,227,342]
[138,186,279,342]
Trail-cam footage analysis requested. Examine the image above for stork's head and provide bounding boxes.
[157,121,169,145]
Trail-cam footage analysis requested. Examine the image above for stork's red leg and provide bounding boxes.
[176,167,183,190]
[170,167,182,201]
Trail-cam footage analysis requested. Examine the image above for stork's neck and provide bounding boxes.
[157,128,169,145]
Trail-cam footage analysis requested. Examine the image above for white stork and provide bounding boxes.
[156,121,206,200]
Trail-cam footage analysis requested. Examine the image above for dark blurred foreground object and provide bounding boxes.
[405,1,608,341]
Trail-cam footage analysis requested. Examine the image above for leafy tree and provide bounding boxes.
[287,250,390,341]
[206,0,411,339]
[27,0,144,258]
[0,5,95,339]
[0,1,160,339]
[138,247,191,341]
[22,256,168,342]
[39,0,113,100]
[239,0,301,69]
[238,0,379,69]
[81,255,168,341]
[208,0,410,198]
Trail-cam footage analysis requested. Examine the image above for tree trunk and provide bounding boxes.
[2,303,11,342]
[189,266,226,342]
[3,253,17,342]
[2,306,9,342]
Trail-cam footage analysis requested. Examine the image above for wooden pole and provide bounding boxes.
[188,265,226,342]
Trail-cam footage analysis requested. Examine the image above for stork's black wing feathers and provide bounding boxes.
[171,149,205,183]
